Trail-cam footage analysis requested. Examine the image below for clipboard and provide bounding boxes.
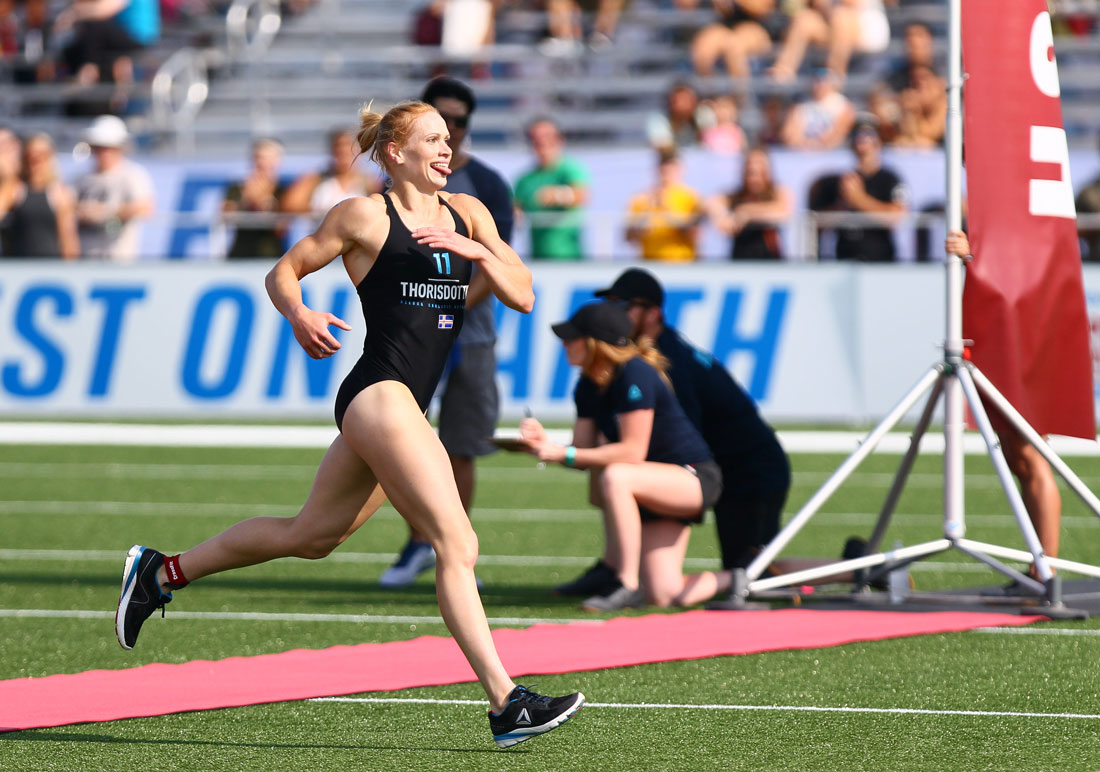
[490,437,535,452]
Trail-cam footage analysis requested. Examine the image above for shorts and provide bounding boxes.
[639,460,723,525]
[723,11,789,42]
[437,342,500,458]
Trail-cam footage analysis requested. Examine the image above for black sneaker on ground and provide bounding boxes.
[980,579,1044,598]
[552,559,619,597]
[116,545,172,650]
[843,536,914,592]
[580,582,644,612]
[489,685,585,748]
[842,536,885,589]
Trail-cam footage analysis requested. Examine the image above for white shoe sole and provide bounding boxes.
[115,544,144,650]
[493,693,585,749]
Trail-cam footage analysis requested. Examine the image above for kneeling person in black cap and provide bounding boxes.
[552,268,792,596]
[519,300,730,610]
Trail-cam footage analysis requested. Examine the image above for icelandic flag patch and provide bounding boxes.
[438,314,454,329]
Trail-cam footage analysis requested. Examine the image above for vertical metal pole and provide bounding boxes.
[943,0,966,540]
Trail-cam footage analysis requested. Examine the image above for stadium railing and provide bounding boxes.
[82,210,1100,263]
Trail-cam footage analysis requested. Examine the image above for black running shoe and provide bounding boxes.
[116,545,172,650]
[843,537,912,592]
[980,579,1044,598]
[580,581,644,612]
[552,559,619,597]
[843,536,880,589]
[489,685,584,748]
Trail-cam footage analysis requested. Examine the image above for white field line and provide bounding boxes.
[3,609,1094,638]
[777,431,1100,457]
[311,695,1100,720]
[3,422,1100,456]
[0,501,598,522]
[975,626,1100,637]
[0,608,596,626]
[0,548,1020,573]
[3,460,1095,490]
[0,423,344,448]
[1,500,1098,531]
[0,548,623,568]
[0,548,608,567]
[0,461,320,480]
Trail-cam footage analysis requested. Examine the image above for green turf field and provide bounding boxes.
[3,438,1100,771]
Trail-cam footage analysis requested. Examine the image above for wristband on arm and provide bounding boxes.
[564,445,577,468]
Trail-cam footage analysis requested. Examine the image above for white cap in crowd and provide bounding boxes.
[82,115,130,149]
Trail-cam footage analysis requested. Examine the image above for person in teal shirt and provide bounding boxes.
[513,118,590,260]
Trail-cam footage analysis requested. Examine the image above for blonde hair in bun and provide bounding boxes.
[356,100,437,173]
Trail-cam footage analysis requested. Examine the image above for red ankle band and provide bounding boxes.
[163,554,190,589]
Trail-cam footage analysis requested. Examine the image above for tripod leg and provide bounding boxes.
[957,366,1052,587]
[970,365,1100,519]
[867,372,945,553]
[743,366,941,583]
[943,362,966,540]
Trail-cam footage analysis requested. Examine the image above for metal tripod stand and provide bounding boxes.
[715,354,1100,616]
[714,0,1100,617]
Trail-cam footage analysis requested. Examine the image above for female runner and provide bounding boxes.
[115,101,583,748]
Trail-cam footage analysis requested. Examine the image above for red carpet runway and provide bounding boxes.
[0,608,1045,732]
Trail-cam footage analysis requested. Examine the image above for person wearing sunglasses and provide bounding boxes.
[377,76,516,589]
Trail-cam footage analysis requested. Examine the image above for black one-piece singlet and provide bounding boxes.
[333,193,473,429]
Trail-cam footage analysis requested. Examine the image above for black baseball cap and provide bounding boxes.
[594,268,664,307]
[551,301,634,346]
[420,76,476,114]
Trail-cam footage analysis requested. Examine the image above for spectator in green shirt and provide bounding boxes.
[514,118,590,260]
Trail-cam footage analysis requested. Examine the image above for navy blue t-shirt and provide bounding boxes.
[444,156,514,243]
[443,155,514,346]
[658,327,790,494]
[574,356,712,466]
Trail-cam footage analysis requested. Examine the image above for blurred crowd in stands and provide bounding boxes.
[2,0,184,117]
[0,0,324,118]
[512,107,912,262]
[0,114,156,261]
[2,0,1100,262]
[6,105,1100,264]
[0,114,386,261]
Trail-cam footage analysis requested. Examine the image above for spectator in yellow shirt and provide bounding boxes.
[625,148,704,262]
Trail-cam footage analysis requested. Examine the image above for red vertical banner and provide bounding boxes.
[962,0,1095,439]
